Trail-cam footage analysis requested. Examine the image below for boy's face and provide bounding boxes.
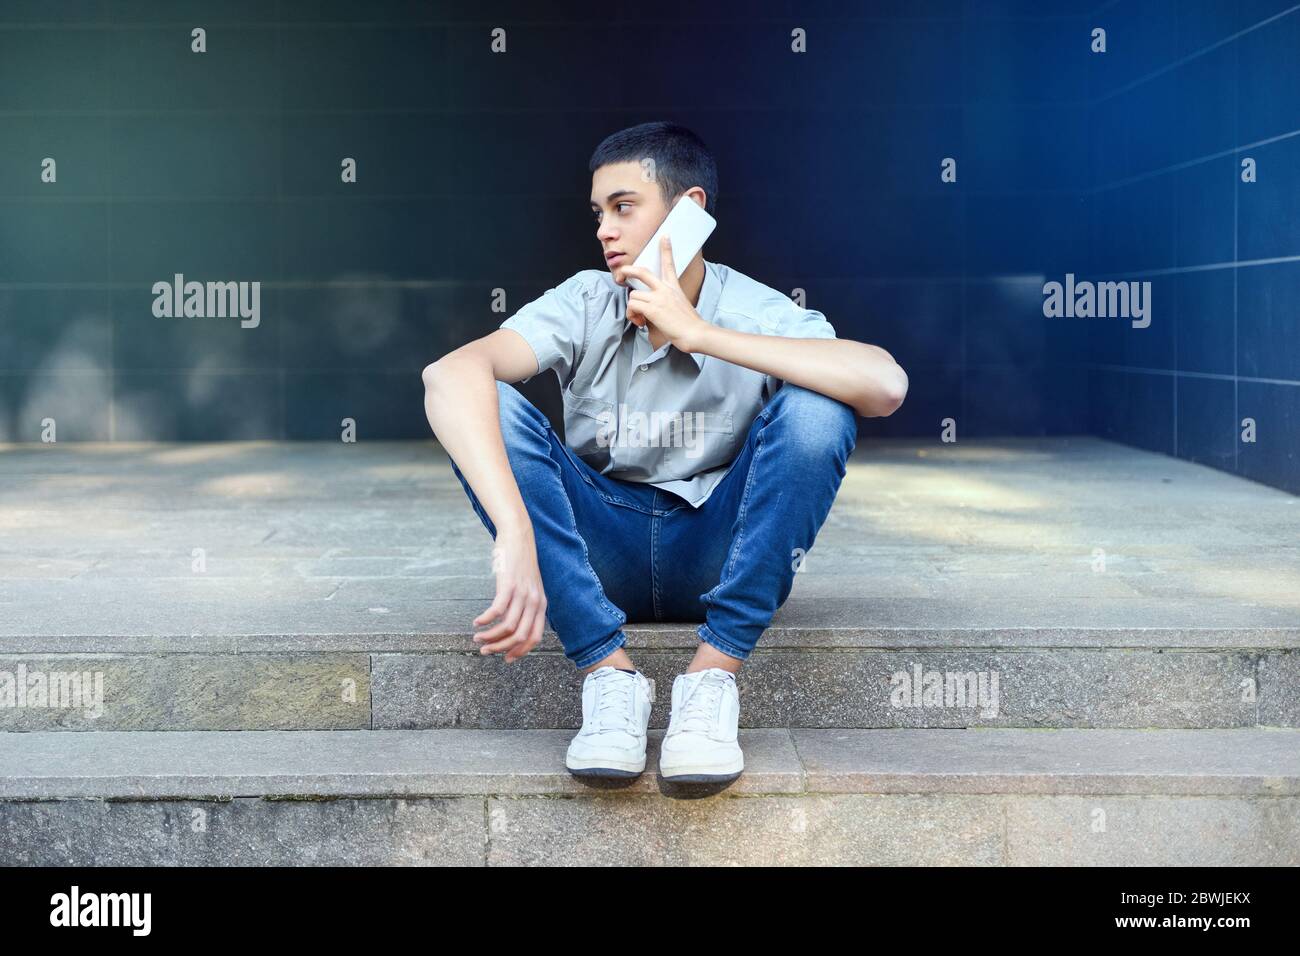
[590,160,674,287]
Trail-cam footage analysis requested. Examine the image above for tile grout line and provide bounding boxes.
[1089,3,1300,107]
[1087,126,1300,195]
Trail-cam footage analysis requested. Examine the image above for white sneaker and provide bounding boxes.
[565,666,656,778]
[659,667,744,782]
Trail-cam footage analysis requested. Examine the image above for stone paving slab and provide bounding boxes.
[0,644,1290,731]
[7,793,1298,865]
[1,727,1296,799]
[3,727,1297,865]
[368,647,1284,731]
[0,436,1295,647]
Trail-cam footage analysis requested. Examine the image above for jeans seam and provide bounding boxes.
[489,407,628,664]
[554,438,659,515]
[544,442,624,632]
[698,414,769,651]
[650,511,662,620]
[719,419,767,588]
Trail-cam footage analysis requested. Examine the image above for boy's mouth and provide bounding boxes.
[605,252,626,266]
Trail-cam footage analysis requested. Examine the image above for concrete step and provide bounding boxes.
[1,727,1296,865]
[0,628,1296,731]
[4,437,1297,732]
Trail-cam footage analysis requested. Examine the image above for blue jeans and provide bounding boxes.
[450,380,857,670]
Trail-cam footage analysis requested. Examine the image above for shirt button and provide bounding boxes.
[639,364,648,371]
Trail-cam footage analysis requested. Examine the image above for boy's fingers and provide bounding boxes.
[473,597,507,636]
[660,236,678,285]
[478,595,527,655]
[503,605,539,662]
[620,265,658,289]
[473,592,509,630]
[473,589,523,643]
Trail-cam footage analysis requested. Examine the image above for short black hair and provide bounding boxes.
[588,121,718,216]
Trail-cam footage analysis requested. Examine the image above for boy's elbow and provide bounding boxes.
[869,364,908,417]
[885,365,908,414]
[422,359,449,392]
[423,341,498,391]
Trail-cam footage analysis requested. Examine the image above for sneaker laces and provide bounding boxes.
[589,669,639,735]
[677,670,730,735]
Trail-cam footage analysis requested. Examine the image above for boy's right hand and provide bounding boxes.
[472,526,547,664]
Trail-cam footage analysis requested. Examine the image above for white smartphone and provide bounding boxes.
[625,196,717,291]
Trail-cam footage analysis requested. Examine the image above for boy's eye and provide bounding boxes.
[593,203,632,221]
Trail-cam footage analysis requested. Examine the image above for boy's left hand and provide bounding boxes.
[618,236,710,353]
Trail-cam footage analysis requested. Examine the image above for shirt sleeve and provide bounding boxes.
[497,273,590,386]
[762,302,838,399]
[778,303,838,340]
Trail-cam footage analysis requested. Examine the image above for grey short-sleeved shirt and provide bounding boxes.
[498,259,838,508]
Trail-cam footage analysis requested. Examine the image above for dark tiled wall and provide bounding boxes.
[1086,0,1300,494]
[1,2,1293,498]
[0,0,1094,445]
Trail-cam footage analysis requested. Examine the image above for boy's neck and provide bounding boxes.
[679,255,706,308]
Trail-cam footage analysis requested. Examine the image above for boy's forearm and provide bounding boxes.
[691,325,908,418]
[422,356,532,538]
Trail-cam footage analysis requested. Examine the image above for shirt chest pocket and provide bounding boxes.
[561,385,617,470]
[648,408,736,479]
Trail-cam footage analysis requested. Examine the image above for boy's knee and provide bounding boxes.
[769,385,858,453]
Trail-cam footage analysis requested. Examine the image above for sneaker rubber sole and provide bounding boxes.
[659,750,744,783]
[565,751,646,778]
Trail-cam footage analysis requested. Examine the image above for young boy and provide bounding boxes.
[421,121,907,784]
